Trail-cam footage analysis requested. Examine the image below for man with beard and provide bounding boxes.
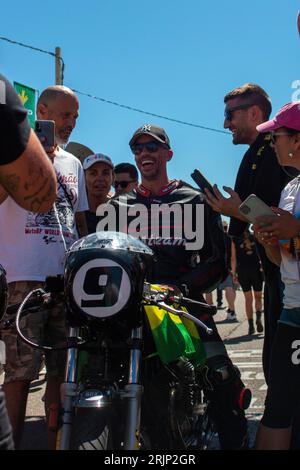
[205,85,300,447]
[36,86,88,237]
[0,86,88,449]
[102,124,250,449]
[204,83,290,383]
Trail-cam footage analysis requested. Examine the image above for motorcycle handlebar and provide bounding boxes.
[142,283,217,316]
[5,289,50,317]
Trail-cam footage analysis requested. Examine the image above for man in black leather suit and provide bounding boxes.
[105,124,250,449]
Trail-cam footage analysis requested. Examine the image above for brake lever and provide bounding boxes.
[170,295,217,315]
[155,301,213,335]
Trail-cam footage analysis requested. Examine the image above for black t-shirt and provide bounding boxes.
[233,233,261,270]
[229,133,291,238]
[85,210,100,234]
[0,74,31,165]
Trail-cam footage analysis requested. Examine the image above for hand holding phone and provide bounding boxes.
[238,194,276,224]
[191,169,214,193]
[35,120,55,153]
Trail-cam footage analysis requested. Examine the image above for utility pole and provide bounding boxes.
[55,46,63,85]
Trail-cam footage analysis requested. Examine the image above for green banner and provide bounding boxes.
[13,82,36,129]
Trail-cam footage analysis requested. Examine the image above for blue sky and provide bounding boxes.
[1,0,300,191]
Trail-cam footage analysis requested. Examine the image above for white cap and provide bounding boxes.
[83,153,114,170]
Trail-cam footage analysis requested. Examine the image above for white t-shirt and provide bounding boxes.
[0,147,88,282]
[279,176,300,308]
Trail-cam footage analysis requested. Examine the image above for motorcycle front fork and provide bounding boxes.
[56,326,79,450]
[122,326,143,450]
[56,325,143,450]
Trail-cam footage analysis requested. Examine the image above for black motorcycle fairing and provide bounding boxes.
[64,232,153,327]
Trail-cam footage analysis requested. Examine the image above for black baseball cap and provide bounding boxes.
[129,124,170,148]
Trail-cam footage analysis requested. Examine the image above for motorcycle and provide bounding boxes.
[9,231,233,450]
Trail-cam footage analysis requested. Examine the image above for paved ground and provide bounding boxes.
[2,289,266,450]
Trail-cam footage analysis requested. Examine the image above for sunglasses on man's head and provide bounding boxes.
[130,140,168,155]
[224,103,254,121]
[114,180,136,189]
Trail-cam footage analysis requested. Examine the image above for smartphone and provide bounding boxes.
[238,194,276,223]
[191,169,214,193]
[35,120,55,150]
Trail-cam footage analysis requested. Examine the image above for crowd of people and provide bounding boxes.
[1,73,300,451]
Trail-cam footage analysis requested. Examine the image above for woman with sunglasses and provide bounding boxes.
[252,101,300,450]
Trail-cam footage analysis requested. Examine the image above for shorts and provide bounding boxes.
[218,274,234,290]
[261,322,300,428]
[237,266,263,292]
[0,281,67,383]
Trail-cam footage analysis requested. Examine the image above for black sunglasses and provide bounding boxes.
[114,180,136,189]
[224,103,254,121]
[130,140,168,155]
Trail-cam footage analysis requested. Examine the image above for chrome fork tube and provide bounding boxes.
[57,326,79,450]
[123,326,143,450]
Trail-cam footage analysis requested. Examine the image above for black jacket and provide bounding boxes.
[229,133,290,238]
[108,180,227,298]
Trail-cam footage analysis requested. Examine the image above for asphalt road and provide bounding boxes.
[17,289,266,450]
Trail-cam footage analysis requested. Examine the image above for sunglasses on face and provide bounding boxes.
[224,103,254,121]
[270,132,291,145]
[130,140,168,155]
[114,180,136,189]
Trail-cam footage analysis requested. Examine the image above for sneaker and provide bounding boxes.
[256,311,264,333]
[227,310,238,322]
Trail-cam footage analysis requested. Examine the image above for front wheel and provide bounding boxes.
[71,408,116,450]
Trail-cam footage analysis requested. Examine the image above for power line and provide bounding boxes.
[1,35,228,135]
[73,88,230,135]
[0,36,65,83]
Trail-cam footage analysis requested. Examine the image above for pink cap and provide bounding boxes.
[257,101,300,133]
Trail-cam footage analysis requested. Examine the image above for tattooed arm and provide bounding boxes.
[0,130,57,212]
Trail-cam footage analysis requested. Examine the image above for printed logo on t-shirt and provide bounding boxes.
[24,170,79,246]
[57,171,79,206]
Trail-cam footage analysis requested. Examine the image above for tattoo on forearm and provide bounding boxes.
[1,165,56,212]
[3,174,21,193]
[28,179,57,212]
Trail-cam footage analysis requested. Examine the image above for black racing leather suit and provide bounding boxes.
[108,180,249,449]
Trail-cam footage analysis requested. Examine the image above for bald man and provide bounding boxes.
[37,85,79,147]
[0,86,89,449]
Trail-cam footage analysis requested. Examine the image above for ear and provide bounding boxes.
[166,149,173,161]
[37,102,48,119]
[250,105,262,122]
